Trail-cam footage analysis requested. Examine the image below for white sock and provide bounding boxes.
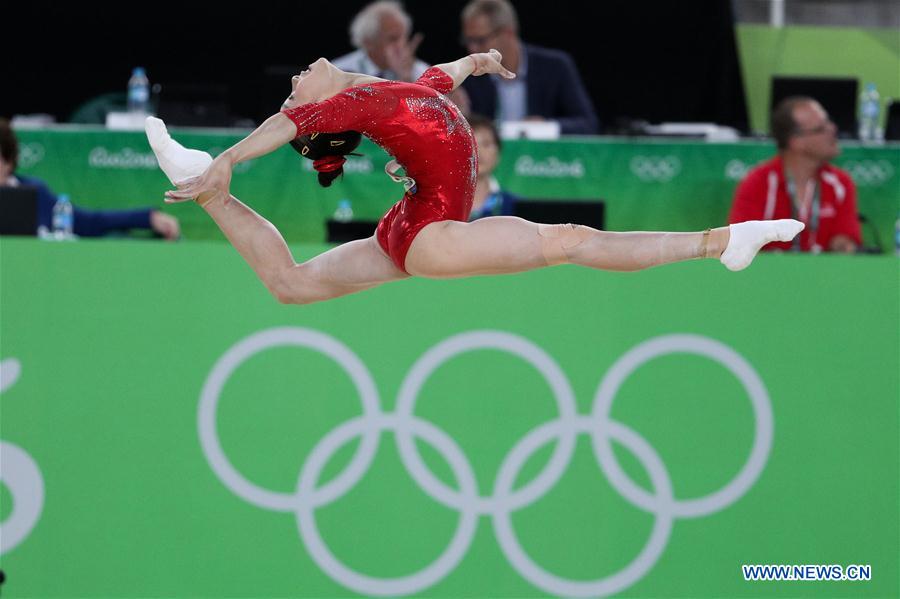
[720,219,805,271]
[145,117,213,185]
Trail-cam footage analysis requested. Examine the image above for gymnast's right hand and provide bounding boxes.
[164,153,234,203]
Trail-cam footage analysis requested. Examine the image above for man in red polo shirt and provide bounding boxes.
[729,96,860,253]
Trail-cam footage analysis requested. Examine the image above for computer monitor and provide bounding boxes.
[156,82,233,127]
[513,199,605,230]
[770,76,858,138]
[325,200,606,244]
[326,219,378,243]
[885,100,900,141]
[0,186,38,236]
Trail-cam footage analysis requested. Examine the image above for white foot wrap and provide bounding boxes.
[720,219,805,271]
[145,116,213,185]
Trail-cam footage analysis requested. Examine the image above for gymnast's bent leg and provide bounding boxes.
[196,193,408,304]
[147,117,407,305]
[403,216,803,278]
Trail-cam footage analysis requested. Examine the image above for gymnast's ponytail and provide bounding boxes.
[289,131,363,187]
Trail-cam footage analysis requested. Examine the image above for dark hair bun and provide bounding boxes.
[289,131,363,188]
[317,169,340,188]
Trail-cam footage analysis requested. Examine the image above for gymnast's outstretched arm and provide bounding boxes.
[164,113,295,203]
[433,49,516,91]
[219,114,297,165]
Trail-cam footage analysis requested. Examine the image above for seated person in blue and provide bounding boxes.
[460,0,599,135]
[467,114,519,220]
[0,118,180,238]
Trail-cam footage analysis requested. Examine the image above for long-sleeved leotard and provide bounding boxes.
[282,67,476,272]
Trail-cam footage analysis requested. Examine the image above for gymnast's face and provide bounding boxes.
[282,58,342,109]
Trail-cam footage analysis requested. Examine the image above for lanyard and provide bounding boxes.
[786,175,820,251]
[471,192,502,220]
[469,178,503,220]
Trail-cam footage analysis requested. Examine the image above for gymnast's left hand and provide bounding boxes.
[470,49,515,79]
[164,153,234,203]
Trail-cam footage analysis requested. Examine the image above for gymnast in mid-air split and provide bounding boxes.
[147,49,803,305]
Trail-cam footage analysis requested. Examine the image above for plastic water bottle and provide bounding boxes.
[52,194,74,240]
[858,83,881,142]
[333,199,353,222]
[894,212,900,256]
[127,67,150,113]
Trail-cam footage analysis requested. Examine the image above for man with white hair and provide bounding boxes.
[331,1,429,83]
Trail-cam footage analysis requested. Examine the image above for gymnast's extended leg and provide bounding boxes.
[403,216,803,278]
[147,117,800,297]
[147,117,407,304]
[196,193,409,304]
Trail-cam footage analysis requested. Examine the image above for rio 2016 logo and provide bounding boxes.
[199,328,773,597]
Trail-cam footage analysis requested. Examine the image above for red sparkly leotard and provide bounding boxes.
[281,67,476,272]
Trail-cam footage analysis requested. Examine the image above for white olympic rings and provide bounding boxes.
[0,358,46,556]
[840,159,895,186]
[629,156,682,182]
[199,328,772,597]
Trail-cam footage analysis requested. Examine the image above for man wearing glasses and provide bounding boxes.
[459,0,599,135]
[729,96,860,253]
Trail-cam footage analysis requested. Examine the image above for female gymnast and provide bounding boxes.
[148,50,803,305]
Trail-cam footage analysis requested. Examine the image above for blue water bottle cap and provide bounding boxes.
[133,67,146,77]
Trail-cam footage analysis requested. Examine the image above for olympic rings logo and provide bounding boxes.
[840,160,895,186]
[199,328,773,597]
[0,358,45,556]
[17,143,45,169]
[724,159,764,181]
[629,155,682,182]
